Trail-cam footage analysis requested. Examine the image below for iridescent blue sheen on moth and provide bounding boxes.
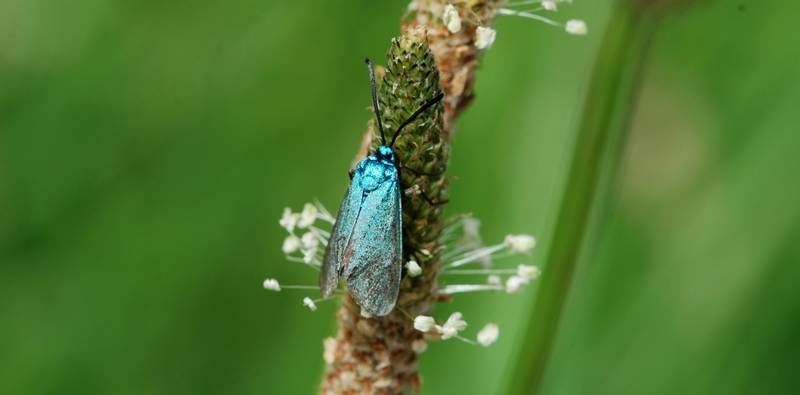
[319,58,443,317]
[320,145,402,316]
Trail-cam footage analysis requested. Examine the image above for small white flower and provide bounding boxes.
[406,260,422,277]
[505,275,530,293]
[443,312,468,331]
[360,307,373,318]
[323,337,336,364]
[487,275,502,286]
[414,315,436,332]
[282,235,301,254]
[303,297,317,311]
[411,339,428,354]
[565,19,588,35]
[443,4,462,33]
[477,323,499,346]
[475,26,497,50]
[517,264,541,279]
[439,326,458,339]
[263,278,281,291]
[279,207,298,232]
[505,234,536,254]
[301,232,319,250]
[542,1,557,11]
[436,312,467,339]
[297,203,318,229]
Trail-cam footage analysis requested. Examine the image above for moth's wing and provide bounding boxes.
[320,176,363,298]
[342,175,402,316]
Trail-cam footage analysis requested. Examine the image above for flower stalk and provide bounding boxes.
[320,27,447,394]
[320,1,505,393]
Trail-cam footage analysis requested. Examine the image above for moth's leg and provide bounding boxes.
[348,168,355,180]
[403,185,449,206]
[398,164,448,206]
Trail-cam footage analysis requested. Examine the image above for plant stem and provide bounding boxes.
[502,3,658,394]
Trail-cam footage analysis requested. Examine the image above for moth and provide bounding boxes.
[319,58,444,316]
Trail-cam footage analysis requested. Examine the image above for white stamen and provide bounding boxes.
[475,26,497,50]
[303,297,317,311]
[498,8,563,27]
[282,235,301,254]
[411,339,428,354]
[477,323,499,346]
[310,226,330,238]
[504,234,536,254]
[404,185,420,197]
[300,232,320,264]
[279,207,298,232]
[443,269,518,275]
[414,315,436,332]
[453,334,478,345]
[565,19,588,35]
[517,264,541,279]
[487,275,502,286]
[541,1,557,11]
[313,199,336,224]
[277,284,321,290]
[323,337,336,364]
[297,203,318,229]
[285,254,321,268]
[302,248,318,264]
[301,232,319,250]
[505,0,549,6]
[263,278,281,291]
[445,243,506,268]
[436,312,467,340]
[307,226,329,247]
[505,275,531,293]
[463,217,482,241]
[478,253,492,268]
[360,307,373,318]
[406,260,422,277]
[443,4,462,33]
[439,284,504,294]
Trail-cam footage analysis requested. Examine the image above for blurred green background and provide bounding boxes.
[2,0,798,394]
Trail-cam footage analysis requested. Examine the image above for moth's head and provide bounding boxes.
[375,145,396,164]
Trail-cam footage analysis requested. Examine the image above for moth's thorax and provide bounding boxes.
[354,146,398,192]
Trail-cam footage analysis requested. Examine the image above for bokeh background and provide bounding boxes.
[2,0,799,394]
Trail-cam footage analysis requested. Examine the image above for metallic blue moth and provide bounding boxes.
[319,58,444,316]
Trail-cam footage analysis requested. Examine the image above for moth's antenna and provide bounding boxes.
[389,93,444,148]
[365,58,387,146]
